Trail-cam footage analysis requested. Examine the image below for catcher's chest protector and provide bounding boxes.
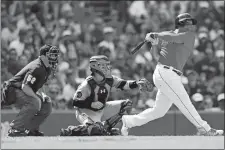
[87,76,113,105]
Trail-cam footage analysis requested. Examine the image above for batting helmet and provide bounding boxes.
[175,13,197,29]
[89,55,112,78]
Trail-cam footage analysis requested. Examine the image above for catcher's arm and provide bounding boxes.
[112,76,154,92]
[73,81,104,111]
[112,75,140,91]
[72,81,92,108]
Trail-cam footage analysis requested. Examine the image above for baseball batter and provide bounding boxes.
[121,13,224,136]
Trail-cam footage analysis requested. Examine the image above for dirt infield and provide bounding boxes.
[1,136,224,149]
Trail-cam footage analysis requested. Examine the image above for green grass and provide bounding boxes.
[1,136,224,149]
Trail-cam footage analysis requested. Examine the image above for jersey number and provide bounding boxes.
[27,74,36,84]
[97,86,108,104]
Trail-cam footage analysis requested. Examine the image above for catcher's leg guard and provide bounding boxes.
[60,125,89,136]
[104,99,132,132]
[87,122,106,136]
[60,122,107,136]
[119,99,133,115]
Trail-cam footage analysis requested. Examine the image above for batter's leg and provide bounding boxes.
[157,69,213,133]
[122,90,173,128]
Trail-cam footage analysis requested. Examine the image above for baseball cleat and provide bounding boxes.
[109,128,121,136]
[197,128,224,136]
[121,116,129,136]
[60,128,72,136]
[8,128,28,137]
[27,130,44,136]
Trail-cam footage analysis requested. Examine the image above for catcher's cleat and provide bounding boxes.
[121,116,129,136]
[109,128,121,136]
[60,128,72,136]
[8,128,29,137]
[197,128,224,136]
[27,130,44,136]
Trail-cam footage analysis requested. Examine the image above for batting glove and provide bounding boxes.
[145,32,159,45]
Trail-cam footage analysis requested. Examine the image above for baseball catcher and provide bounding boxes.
[60,55,153,136]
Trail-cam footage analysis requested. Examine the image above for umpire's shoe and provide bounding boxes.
[197,128,224,136]
[8,128,29,137]
[27,130,44,136]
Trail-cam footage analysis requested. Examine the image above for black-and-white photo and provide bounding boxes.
[1,0,224,149]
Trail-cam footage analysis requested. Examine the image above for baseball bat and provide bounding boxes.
[130,40,152,55]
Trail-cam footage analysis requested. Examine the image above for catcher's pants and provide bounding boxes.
[123,63,211,132]
[10,88,52,131]
[76,100,126,124]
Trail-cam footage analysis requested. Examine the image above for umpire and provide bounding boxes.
[1,44,60,136]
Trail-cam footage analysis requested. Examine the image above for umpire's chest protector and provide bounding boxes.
[87,77,113,105]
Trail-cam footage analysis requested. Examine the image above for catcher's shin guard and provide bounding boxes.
[104,99,132,131]
[60,125,89,136]
[60,122,107,136]
[119,99,132,114]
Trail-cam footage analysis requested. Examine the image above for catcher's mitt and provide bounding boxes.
[137,78,154,92]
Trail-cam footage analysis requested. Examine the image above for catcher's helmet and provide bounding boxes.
[175,13,197,29]
[39,44,60,71]
[89,55,112,78]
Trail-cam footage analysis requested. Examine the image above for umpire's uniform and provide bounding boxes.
[1,57,52,135]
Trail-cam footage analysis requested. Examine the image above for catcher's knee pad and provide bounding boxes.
[119,99,132,114]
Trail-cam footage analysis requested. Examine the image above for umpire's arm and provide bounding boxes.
[22,84,41,101]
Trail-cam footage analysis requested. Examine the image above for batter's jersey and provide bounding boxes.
[158,30,195,71]
[8,57,51,93]
[73,75,125,106]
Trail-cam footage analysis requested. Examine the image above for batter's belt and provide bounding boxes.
[162,65,183,76]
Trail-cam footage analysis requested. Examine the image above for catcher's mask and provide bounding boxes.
[89,55,112,79]
[39,45,60,71]
[175,13,197,29]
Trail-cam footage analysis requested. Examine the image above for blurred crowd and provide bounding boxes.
[1,1,224,112]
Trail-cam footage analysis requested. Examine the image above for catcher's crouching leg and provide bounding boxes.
[103,99,132,135]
